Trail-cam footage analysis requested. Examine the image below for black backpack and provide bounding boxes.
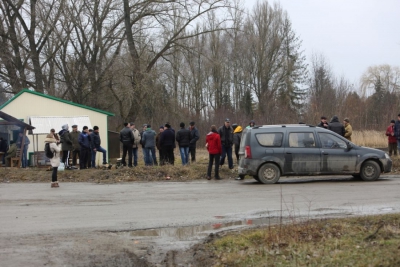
[45,143,54,159]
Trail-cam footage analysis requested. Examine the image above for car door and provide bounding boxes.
[317,132,357,173]
[284,131,321,174]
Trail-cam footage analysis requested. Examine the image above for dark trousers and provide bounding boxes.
[389,142,397,156]
[72,150,80,165]
[162,145,174,165]
[234,144,240,163]
[189,147,196,162]
[207,154,220,178]
[80,148,90,169]
[122,144,133,167]
[158,148,165,165]
[220,146,233,169]
[62,150,70,167]
[52,167,58,182]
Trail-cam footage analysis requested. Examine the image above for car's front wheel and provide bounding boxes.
[258,163,280,184]
[360,160,381,181]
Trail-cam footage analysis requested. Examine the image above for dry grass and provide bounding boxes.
[208,214,400,267]
[0,149,240,183]
[351,130,388,148]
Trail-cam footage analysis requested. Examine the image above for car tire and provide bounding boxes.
[258,163,280,184]
[253,175,260,182]
[360,160,380,181]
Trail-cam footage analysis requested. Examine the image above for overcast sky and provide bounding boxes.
[244,0,400,86]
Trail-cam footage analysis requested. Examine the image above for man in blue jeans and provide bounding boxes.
[90,126,108,167]
[130,123,140,167]
[142,124,157,166]
[17,132,30,168]
[394,114,400,150]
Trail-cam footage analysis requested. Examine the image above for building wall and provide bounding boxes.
[0,92,111,166]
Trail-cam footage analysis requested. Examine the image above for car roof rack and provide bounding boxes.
[251,124,316,129]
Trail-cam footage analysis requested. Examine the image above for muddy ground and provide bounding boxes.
[0,162,244,267]
[1,154,400,266]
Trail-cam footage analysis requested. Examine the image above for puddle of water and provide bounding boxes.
[380,207,394,211]
[117,217,281,241]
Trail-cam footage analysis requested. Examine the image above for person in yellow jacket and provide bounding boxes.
[5,141,17,167]
[232,124,244,180]
[344,118,352,141]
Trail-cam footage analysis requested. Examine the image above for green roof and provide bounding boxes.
[0,89,114,116]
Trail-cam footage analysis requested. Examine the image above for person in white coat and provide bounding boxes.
[45,134,61,188]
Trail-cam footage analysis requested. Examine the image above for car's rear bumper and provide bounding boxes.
[238,159,259,176]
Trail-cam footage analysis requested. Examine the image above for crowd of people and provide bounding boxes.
[3,114,400,188]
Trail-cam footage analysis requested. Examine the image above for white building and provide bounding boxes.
[0,89,114,166]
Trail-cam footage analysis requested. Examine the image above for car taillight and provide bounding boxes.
[245,145,252,159]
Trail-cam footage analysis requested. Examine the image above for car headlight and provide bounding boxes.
[385,153,390,159]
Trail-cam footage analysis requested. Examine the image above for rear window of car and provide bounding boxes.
[256,133,283,147]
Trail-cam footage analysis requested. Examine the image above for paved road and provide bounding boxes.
[1,176,400,266]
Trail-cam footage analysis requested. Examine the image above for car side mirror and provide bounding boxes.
[346,142,353,150]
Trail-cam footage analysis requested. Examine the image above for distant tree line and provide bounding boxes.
[1,0,399,134]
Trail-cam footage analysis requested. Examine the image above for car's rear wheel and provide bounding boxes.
[360,160,380,181]
[258,163,280,184]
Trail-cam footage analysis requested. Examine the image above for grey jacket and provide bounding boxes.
[142,129,156,148]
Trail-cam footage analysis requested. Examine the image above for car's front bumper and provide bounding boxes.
[380,158,392,173]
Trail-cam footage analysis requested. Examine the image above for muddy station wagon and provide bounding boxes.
[238,125,392,184]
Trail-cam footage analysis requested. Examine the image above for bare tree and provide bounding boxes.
[360,64,400,96]
[1,0,65,93]
[122,0,230,122]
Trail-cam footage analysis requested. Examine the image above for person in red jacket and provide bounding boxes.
[386,119,397,156]
[206,125,222,180]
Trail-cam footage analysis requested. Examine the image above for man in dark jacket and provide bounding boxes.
[188,121,200,163]
[70,125,81,168]
[0,137,8,165]
[328,115,345,136]
[142,124,157,166]
[156,126,164,165]
[176,122,191,165]
[317,116,329,129]
[59,124,73,169]
[218,118,234,169]
[78,126,91,169]
[159,123,175,165]
[120,122,135,167]
[394,114,400,150]
[90,126,108,167]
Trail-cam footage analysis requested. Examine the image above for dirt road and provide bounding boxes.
[1,175,399,266]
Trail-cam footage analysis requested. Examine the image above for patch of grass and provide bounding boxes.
[207,214,400,266]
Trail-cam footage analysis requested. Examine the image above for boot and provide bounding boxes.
[51,182,57,188]
[54,182,59,187]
